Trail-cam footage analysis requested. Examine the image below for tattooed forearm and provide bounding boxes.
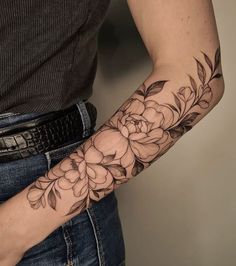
[27,48,223,216]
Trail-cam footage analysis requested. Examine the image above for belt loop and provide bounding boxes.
[76,100,91,138]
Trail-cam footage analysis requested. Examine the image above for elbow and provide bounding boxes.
[213,74,225,107]
[219,75,225,99]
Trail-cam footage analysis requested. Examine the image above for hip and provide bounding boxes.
[0,101,125,266]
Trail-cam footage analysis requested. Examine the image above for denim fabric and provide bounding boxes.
[0,101,125,266]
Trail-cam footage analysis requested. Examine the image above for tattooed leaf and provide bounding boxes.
[212,73,222,79]
[131,160,144,176]
[67,200,86,216]
[41,195,46,208]
[93,191,100,199]
[185,125,192,132]
[195,58,206,84]
[181,112,200,125]
[169,124,193,139]
[102,154,116,164]
[136,89,145,97]
[48,190,57,210]
[145,80,168,98]
[203,86,211,93]
[169,127,185,139]
[202,51,213,71]
[188,75,198,95]
[106,164,126,177]
[71,159,78,170]
[54,188,61,199]
[214,47,221,71]
[198,100,209,109]
[35,180,43,189]
[183,124,192,133]
[172,93,182,110]
[166,103,179,113]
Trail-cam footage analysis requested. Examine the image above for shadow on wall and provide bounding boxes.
[97,0,150,81]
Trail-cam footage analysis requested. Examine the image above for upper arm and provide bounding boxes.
[127,0,221,68]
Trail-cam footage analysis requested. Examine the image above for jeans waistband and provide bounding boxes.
[0,112,46,128]
[0,100,96,138]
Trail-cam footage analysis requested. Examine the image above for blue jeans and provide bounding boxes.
[0,101,125,266]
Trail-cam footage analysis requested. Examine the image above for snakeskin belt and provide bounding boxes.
[0,102,97,163]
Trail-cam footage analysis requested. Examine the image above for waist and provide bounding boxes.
[0,100,97,163]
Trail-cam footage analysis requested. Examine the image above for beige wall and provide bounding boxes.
[90,1,236,265]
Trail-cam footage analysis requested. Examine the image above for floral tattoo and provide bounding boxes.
[27,48,222,216]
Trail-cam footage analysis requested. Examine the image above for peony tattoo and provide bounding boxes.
[27,48,223,215]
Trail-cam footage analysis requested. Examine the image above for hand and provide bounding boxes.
[0,203,26,266]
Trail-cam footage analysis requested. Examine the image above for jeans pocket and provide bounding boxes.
[0,153,49,202]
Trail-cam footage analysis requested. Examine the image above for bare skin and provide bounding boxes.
[0,1,225,265]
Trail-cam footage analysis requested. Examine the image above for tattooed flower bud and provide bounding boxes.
[177,86,195,102]
[198,85,213,109]
[27,187,44,202]
[203,85,211,93]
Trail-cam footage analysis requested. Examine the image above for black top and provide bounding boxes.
[0,0,110,114]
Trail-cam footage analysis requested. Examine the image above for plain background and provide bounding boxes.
[90,1,236,265]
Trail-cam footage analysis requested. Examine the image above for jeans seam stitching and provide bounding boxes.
[86,208,104,266]
[76,101,91,138]
[44,151,51,170]
[62,224,74,266]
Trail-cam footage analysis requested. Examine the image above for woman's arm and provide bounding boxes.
[0,0,225,263]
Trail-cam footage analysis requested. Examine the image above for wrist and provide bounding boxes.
[1,185,72,252]
[0,201,30,253]
[0,189,53,251]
